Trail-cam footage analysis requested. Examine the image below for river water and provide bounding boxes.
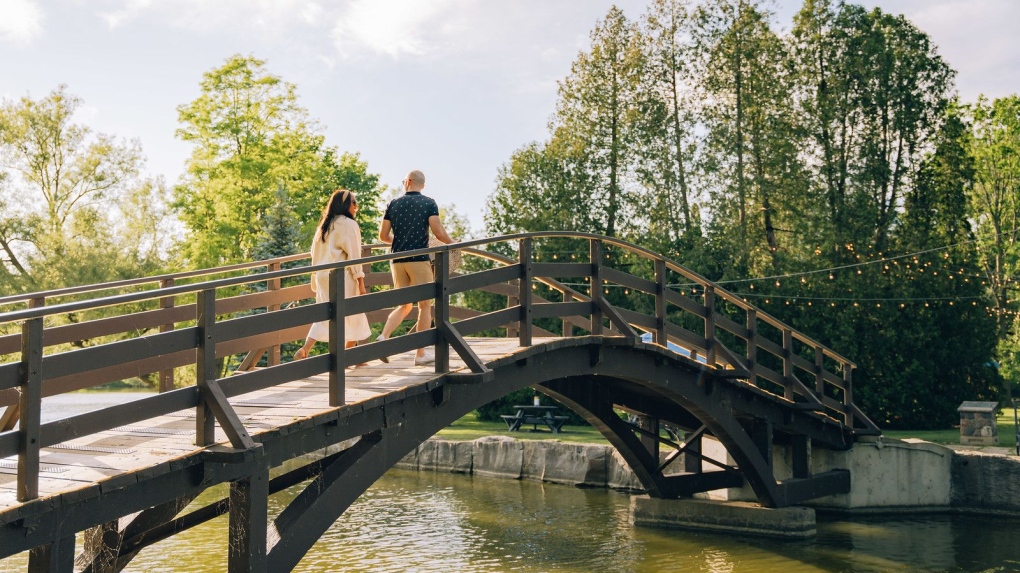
[3,394,1019,572]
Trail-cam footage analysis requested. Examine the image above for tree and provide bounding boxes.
[487,140,599,237]
[0,85,149,293]
[635,0,701,252]
[861,105,999,428]
[698,0,808,276]
[968,96,1020,335]
[174,55,331,269]
[790,1,955,254]
[552,7,644,238]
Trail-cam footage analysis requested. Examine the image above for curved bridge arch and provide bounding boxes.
[266,338,852,572]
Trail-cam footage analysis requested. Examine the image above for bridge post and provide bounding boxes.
[637,415,660,461]
[562,290,573,337]
[329,269,345,408]
[228,462,269,573]
[18,316,43,502]
[704,285,716,367]
[683,431,703,474]
[158,278,176,392]
[590,239,603,335]
[434,250,451,371]
[814,346,824,395]
[746,309,758,384]
[1,298,42,433]
[843,365,854,426]
[519,238,532,346]
[266,262,281,367]
[196,289,217,446]
[782,328,794,400]
[654,259,667,346]
[27,535,74,573]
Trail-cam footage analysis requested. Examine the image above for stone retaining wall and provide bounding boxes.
[396,436,1020,516]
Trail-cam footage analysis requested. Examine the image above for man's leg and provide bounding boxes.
[380,263,415,339]
[404,261,436,361]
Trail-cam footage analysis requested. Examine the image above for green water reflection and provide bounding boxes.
[5,468,1019,572]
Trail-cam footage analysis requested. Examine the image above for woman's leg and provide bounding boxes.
[295,338,316,360]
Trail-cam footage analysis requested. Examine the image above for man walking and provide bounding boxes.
[376,170,455,365]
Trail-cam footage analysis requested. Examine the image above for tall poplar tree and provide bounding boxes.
[636,0,700,252]
[698,0,804,275]
[552,7,643,238]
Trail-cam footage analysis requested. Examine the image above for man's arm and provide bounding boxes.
[428,215,454,244]
[379,219,393,244]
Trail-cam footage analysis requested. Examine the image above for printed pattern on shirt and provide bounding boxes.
[383,192,440,262]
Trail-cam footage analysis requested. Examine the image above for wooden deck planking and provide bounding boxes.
[0,337,527,514]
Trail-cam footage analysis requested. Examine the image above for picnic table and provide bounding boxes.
[501,405,569,433]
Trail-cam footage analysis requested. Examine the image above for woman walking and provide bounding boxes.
[295,188,371,360]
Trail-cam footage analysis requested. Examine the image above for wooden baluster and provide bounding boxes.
[590,239,603,335]
[158,278,176,392]
[654,259,667,346]
[704,285,716,367]
[1,298,43,433]
[329,269,346,407]
[562,290,573,337]
[814,346,825,397]
[267,261,281,367]
[18,317,43,501]
[195,289,216,446]
[782,328,794,400]
[745,308,757,385]
[843,364,854,426]
[506,294,519,338]
[519,238,532,346]
[435,250,451,371]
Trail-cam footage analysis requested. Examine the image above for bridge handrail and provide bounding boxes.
[0,231,853,366]
[0,231,861,408]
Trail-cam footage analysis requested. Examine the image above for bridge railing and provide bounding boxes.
[0,232,876,503]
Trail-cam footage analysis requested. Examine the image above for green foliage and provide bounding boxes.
[0,85,159,295]
[484,0,1008,431]
[173,55,386,270]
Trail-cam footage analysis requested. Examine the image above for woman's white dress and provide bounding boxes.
[307,216,372,342]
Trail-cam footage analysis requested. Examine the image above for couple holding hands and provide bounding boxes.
[294,170,455,366]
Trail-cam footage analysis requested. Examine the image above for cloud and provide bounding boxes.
[96,0,326,36]
[0,0,44,46]
[330,0,473,60]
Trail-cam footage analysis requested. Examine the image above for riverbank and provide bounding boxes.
[393,435,1020,518]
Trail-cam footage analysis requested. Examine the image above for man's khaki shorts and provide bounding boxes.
[392,260,434,293]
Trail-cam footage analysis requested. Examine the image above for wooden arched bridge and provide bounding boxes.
[0,232,878,572]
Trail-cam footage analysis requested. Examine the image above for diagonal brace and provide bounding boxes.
[198,378,256,450]
[439,320,492,375]
[597,299,640,342]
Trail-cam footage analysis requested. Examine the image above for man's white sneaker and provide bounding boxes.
[414,349,435,366]
[375,334,389,363]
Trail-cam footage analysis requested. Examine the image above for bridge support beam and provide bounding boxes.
[28,536,75,573]
[229,464,269,573]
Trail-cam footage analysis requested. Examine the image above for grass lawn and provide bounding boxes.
[884,411,1019,450]
[438,410,1020,450]
[436,415,610,444]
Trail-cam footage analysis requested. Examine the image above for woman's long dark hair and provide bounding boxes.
[317,188,357,242]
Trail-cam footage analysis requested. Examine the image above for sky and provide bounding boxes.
[1,0,1018,232]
